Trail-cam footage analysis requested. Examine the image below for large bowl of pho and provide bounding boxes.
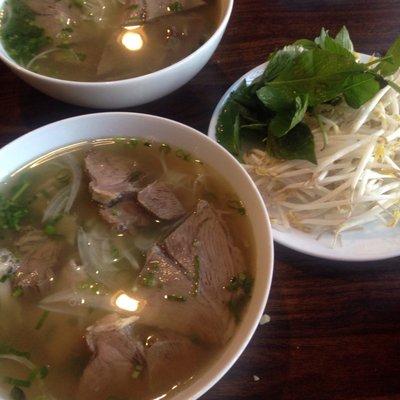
[0,0,233,108]
[0,112,273,400]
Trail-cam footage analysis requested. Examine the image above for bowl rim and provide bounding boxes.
[0,0,234,86]
[0,112,274,400]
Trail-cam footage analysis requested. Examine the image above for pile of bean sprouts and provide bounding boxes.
[243,75,400,246]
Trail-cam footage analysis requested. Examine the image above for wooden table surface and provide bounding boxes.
[1,1,400,399]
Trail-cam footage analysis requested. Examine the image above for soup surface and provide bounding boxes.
[0,0,219,81]
[0,138,254,400]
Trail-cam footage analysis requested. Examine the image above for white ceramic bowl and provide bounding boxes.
[0,112,274,400]
[0,1,233,109]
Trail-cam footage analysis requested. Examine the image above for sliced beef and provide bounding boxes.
[78,315,202,400]
[137,181,185,221]
[145,330,202,387]
[13,229,61,293]
[78,315,144,400]
[136,200,245,344]
[85,150,140,205]
[100,199,152,232]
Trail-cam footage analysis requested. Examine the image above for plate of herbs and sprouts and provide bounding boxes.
[209,27,400,261]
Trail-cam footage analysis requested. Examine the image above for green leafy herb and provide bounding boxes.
[4,377,31,388]
[35,311,50,330]
[266,122,317,164]
[1,0,52,66]
[168,1,183,12]
[226,272,253,295]
[0,179,30,232]
[164,294,186,302]
[0,342,30,358]
[216,27,400,164]
[43,215,63,236]
[0,273,11,283]
[175,149,192,161]
[227,273,254,322]
[12,286,24,298]
[10,386,26,400]
[378,37,400,76]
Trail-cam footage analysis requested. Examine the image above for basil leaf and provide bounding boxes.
[266,122,317,164]
[269,95,309,137]
[334,26,354,52]
[263,45,302,82]
[293,39,317,50]
[343,73,380,108]
[323,35,355,58]
[269,49,365,106]
[256,85,293,111]
[379,37,400,76]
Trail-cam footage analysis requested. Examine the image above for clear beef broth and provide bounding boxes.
[0,0,219,82]
[0,139,255,400]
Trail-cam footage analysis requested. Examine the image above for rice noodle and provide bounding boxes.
[243,75,400,245]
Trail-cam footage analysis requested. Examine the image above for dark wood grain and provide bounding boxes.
[1,1,400,399]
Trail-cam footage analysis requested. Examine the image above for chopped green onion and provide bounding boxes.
[35,311,50,330]
[4,377,31,388]
[175,149,191,161]
[12,287,24,298]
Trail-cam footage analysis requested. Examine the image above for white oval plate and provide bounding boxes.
[208,58,400,261]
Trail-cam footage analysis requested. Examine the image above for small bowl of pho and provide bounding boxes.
[0,112,273,400]
[0,0,233,108]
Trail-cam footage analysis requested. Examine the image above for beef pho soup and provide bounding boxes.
[0,138,254,400]
[0,0,220,82]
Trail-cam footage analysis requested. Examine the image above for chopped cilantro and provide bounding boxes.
[168,1,183,12]
[12,286,24,298]
[1,0,52,66]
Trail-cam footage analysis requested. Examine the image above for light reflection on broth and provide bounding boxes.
[0,138,254,400]
[0,0,220,82]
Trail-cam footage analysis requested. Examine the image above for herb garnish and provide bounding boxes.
[227,273,253,294]
[1,0,52,66]
[168,1,183,12]
[0,179,30,232]
[12,286,23,298]
[0,342,31,358]
[35,311,50,330]
[217,27,400,163]
[226,273,253,322]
